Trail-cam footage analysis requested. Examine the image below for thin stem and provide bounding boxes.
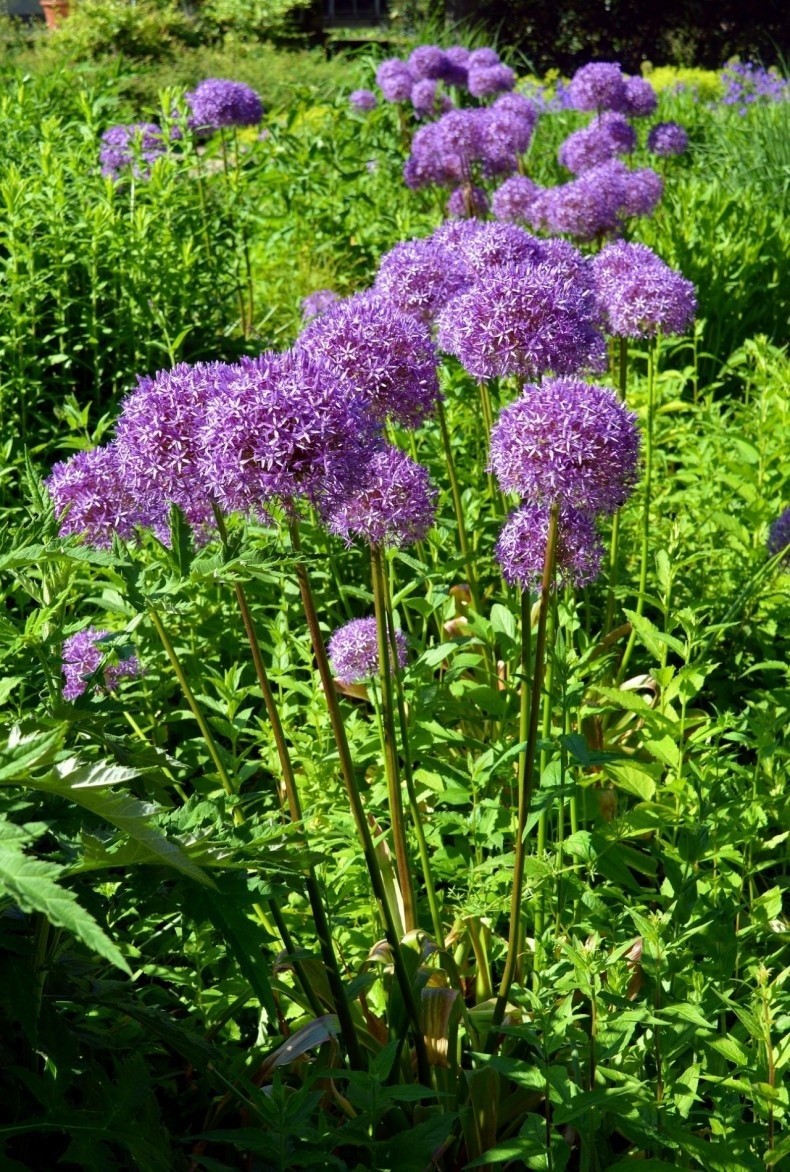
[436,398,482,615]
[232,128,255,335]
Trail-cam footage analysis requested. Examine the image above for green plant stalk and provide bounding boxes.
[436,397,482,615]
[232,128,255,334]
[288,519,432,1086]
[489,503,559,1040]
[219,128,249,335]
[604,338,630,635]
[533,599,556,984]
[477,379,499,513]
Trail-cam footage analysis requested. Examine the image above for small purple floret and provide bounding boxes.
[376,59,415,102]
[768,507,790,560]
[491,174,540,222]
[62,627,141,701]
[47,445,156,549]
[558,112,636,174]
[100,122,166,180]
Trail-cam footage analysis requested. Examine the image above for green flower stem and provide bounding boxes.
[232,128,255,335]
[489,502,559,1041]
[533,598,556,983]
[436,398,482,616]
[618,339,657,683]
[288,519,432,1086]
[371,544,417,932]
[219,128,248,335]
[477,379,499,513]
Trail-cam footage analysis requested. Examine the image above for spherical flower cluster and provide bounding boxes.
[568,62,627,112]
[62,627,141,701]
[47,445,154,549]
[496,504,603,589]
[491,175,540,222]
[349,89,378,112]
[437,220,543,273]
[468,48,500,69]
[404,96,536,191]
[528,160,662,240]
[412,78,439,118]
[186,79,263,130]
[447,184,489,218]
[408,45,447,80]
[100,123,166,180]
[489,377,640,512]
[593,241,697,338]
[468,63,515,98]
[301,288,341,320]
[328,617,408,686]
[621,167,663,217]
[768,507,790,560]
[376,58,414,102]
[296,293,441,429]
[442,45,471,87]
[373,237,471,325]
[324,447,437,548]
[621,75,658,117]
[647,121,689,156]
[558,113,636,174]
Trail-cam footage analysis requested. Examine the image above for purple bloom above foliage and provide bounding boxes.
[100,122,166,180]
[441,45,471,87]
[620,75,658,117]
[408,45,448,80]
[446,220,544,272]
[376,58,415,102]
[768,507,790,559]
[186,79,263,130]
[558,112,636,174]
[301,289,341,320]
[489,377,640,512]
[62,627,141,701]
[593,240,697,338]
[328,617,407,685]
[350,88,378,112]
[721,61,789,111]
[468,63,516,98]
[528,160,662,240]
[647,121,689,156]
[491,174,540,221]
[447,184,489,218]
[374,237,471,325]
[412,78,439,118]
[296,293,441,429]
[47,445,155,549]
[324,446,437,548]
[568,62,627,112]
[468,47,500,69]
[496,504,603,588]
[621,166,663,216]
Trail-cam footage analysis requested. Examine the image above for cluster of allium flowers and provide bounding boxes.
[411,78,440,118]
[296,293,440,429]
[328,617,407,686]
[323,447,437,548]
[621,75,658,117]
[100,123,166,180]
[408,44,447,80]
[768,507,790,560]
[349,89,378,112]
[62,627,141,701]
[568,62,627,112]
[593,241,697,338]
[528,160,662,240]
[721,61,789,112]
[647,121,689,156]
[496,503,603,588]
[491,174,540,221]
[489,377,640,512]
[436,219,544,273]
[468,62,515,98]
[373,237,471,325]
[199,350,380,514]
[376,58,415,102]
[447,185,489,218]
[186,79,263,131]
[47,445,156,549]
[301,288,341,320]
[558,112,636,174]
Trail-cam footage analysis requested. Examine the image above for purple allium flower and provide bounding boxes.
[374,237,471,325]
[405,107,484,188]
[301,288,341,320]
[328,616,408,685]
[409,45,448,80]
[198,350,381,514]
[492,174,540,221]
[489,377,640,512]
[569,62,627,112]
[490,91,539,145]
[495,504,603,589]
[468,48,500,69]
[437,263,606,380]
[468,63,516,98]
[647,121,689,156]
[62,627,141,701]
[558,112,636,174]
[620,75,658,117]
[186,79,263,130]
[376,58,415,102]
[593,240,697,338]
[100,122,166,180]
[446,220,544,272]
[768,507,790,559]
[621,167,663,216]
[47,445,155,549]
[441,45,470,87]
[447,184,489,218]
[296,293,441,429]
[350,88,378,112]
[323,446,437,548]
[528,160,660,240]
[412,78,439,118]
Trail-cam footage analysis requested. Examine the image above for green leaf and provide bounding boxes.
[624,609,685,660]
[489,603,516,643]
[603,760,657,800]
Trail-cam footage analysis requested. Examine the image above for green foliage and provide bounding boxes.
[49,0,200,61]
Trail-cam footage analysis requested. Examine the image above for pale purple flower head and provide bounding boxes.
[568,62,627,112]
[593,241,697,338]
[558,112,636,174]
[374,237,471,325]
[528,160,659,240]
[377,58,414,102]
[468,63,516,98]
[488,91,539,153]
[405,107,485,188]
[437,263,605,380]
[489,377,640,512]
[47,444,156,549]
[496,504,603,589]
[301,288,341,320]
[412,78,439,118]
[350,88,378,112]
[409,45,447,80]
[621,167,663,216]
[444,219,544,272]
[768,507,790,559]
[100,122,166,180]
[447,184,489,218]
[328,617,407,685]
[468,48,500,69]
[324,446,437,548]
[186,79,263,130]
[198,350,381,514]
[620,75,658,117]
[296,293,441,429]
[442,45,471,87]
[492,174,540,221]
[62,627,141,701]
[647,121,689,156]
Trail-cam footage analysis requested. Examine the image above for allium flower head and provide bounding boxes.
[62,627,141,701]
[405,107,485,187]
[198,349,381,513]
[324,447,437,548]
[186,79,263,130]
[412,78,439,118]
[47,444,155,549]
[647,121,689,156]
[558,112,636,174]
[528,160,660,240]
[468,48,500,69]
[328,617,407,685]
[489,377,640,512]
[100,122,166,180]
[492,174,540,221]
[409,45,447,80]
[593,240,697,338]
[441,45,470,87]
[620,75,658,117]
[296,293,441,428]
[301,288,341,320]
[374,237,471,325]
[376,58,414,102]
[350,88,378,112]
[621,167,663,216]
[447,184,489,218]
[568,62,627,112]
[447,220,544,272]
[768,507,790,559]
[496,504,603,589]
[488,91,539,153]
[468,63,516,98]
